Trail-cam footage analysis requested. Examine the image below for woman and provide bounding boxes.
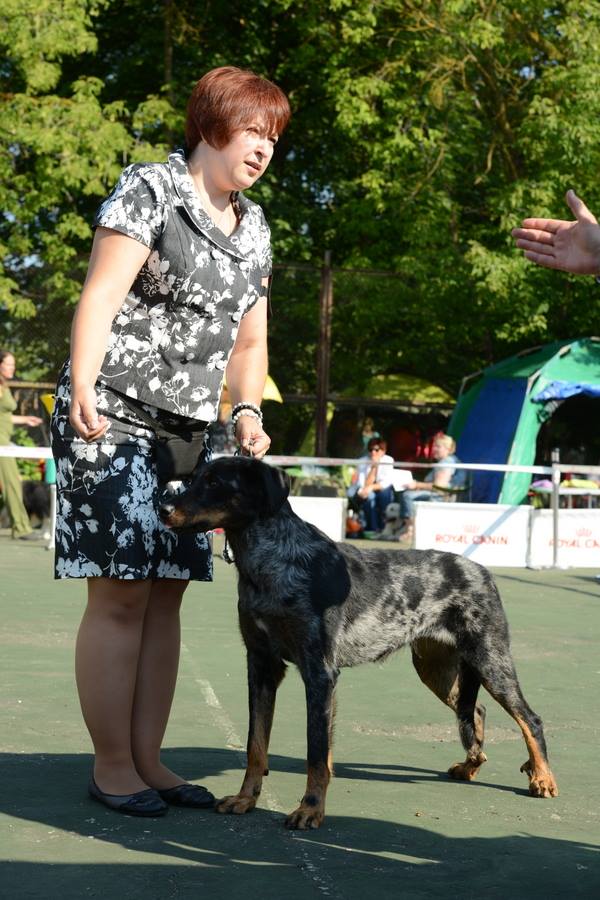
[0,350,43,540]
[398,433,463,543]
[51,67,290,817]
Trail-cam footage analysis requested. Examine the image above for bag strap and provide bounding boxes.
[120,394,206,441]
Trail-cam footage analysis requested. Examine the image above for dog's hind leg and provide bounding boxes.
[463,649,558,798]
[285,664,339,830]
[216,650,286,816]
[411,639,488,782]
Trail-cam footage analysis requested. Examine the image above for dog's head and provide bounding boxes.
[159,456,290,532]
[384,502,401,522]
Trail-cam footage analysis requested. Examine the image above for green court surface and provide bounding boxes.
[1,532,599,899]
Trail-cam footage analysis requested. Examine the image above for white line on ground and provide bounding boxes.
[180,642,341,898]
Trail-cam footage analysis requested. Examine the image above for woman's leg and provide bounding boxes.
[375,485,395,530]
[361,491,379,531]
[0,457,33,538]
[76,577,153,794]
[130,578,189,789]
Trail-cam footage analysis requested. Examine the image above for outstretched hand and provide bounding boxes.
[512,190,600,275]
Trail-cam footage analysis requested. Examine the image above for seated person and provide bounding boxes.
[348,438,396,533]
[399,434,464,540]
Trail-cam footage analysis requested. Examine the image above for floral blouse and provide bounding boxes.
[92,149,272,422]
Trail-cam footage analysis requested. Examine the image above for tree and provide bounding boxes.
[2,0,600,400]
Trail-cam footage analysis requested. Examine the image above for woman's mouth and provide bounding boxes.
[244,160,261,174]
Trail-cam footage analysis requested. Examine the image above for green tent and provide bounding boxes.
[449,337,600,504]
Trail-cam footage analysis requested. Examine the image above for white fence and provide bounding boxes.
[1,446,599,567]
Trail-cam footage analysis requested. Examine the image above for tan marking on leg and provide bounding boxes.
[285,762,330,830]
[515,716,558,798]
[412,639,460,708]
[448,751,488,781]
[216,734,267,815]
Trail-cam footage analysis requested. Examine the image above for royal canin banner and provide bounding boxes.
[528,509,600,568]
[413,501,530,567]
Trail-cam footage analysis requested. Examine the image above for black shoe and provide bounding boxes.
[16,532,43,542]
[88,778,168,817]
[157,783,215,808]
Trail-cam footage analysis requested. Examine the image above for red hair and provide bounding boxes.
[185,66,291,151]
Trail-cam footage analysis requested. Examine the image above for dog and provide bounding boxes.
[379,500,403,540]
[0,480,52,538]
[160,456,558,830]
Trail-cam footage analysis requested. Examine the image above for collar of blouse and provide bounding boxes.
[168,149,255,262]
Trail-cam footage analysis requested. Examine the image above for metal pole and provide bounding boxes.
[315,250,333,456]
[551,447,560,568]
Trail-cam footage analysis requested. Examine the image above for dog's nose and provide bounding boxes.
[159,503,175,523]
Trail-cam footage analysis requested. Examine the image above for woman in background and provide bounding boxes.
[0,350,43,540]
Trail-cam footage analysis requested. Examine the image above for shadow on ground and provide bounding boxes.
[1,748,597,899]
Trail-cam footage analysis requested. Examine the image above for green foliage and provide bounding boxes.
[1,0,600,394]
[11,427,42,479]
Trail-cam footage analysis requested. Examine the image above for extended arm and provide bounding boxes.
[11,414,42,427]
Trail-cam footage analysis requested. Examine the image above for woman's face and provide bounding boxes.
[0,354,16,380]
[208,117,278,191]
[432,441,451,460]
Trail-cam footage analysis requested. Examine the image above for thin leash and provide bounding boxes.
[221,443,255,564]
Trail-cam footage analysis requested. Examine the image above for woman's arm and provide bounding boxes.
[69,228,150,441]
[225,291,270,458]
[12,414,42,427]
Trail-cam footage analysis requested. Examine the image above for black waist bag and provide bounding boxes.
[154,427,206,482]
[123,397,207,483]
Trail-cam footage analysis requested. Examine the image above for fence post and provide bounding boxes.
[551,448,560,568]
[315,250,333,456]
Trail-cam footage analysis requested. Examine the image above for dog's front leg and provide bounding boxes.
[285,665,338,830]
[216,650,286,816]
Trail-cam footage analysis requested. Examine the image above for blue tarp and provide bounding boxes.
[532,380,600,402]
[455,377,528,503]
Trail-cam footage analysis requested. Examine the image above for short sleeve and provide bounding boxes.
[93,164,166,249]
[257,208,272,278]
[244,206,272,317]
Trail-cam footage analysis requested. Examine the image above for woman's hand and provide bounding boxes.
[70,385,108,442]
[234,414,271,459]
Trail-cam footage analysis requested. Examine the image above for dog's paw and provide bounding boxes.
[520,761,558,798]
[448,752,487,781]
[285,805,324,830]
[215,794,257,815]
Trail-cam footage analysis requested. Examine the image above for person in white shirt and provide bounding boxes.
[350,437,396,532]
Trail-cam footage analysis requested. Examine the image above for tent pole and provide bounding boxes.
[315,250,333,456]
[551,448,560,568]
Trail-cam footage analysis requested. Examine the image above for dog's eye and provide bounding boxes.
[205,476,220,488]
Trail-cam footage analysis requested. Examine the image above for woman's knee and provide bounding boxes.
[147,578,189,613]
[86,578,152,623]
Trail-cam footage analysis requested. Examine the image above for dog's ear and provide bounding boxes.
[257,462,290,515]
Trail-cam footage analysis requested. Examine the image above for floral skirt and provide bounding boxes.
[50,363,212,581]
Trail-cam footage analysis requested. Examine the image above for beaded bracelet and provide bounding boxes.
[232,409,263,427]
[231,401,262,419]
